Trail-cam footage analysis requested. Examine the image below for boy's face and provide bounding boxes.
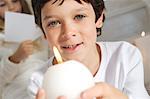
[41,0,99,62]
[0,0,22,19]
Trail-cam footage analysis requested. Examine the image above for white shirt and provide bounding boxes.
[28,41,150,99]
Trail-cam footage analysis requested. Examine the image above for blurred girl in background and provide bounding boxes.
[0,0,49,99]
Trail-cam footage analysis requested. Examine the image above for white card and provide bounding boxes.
[4,12,42,43]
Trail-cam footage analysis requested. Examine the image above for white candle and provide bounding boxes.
[42,60,95,99]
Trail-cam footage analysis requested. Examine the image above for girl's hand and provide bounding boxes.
[9,40,34,63]
[80,82,128,99]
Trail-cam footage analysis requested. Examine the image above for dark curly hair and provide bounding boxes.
[32,0,105,36]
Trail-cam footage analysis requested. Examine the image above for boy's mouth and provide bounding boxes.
[61,42,84,50]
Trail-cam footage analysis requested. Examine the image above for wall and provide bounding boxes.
[98,0,150,41]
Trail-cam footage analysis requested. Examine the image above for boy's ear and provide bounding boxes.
[96,11,104,28]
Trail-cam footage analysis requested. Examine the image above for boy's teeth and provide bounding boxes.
[65,45,75,48]
[63,42,83,48]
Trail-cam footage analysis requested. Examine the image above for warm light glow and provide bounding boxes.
[53,46,63,64]
[141,31,146,37]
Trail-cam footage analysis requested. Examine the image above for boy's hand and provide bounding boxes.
[36,89,45,99]
[36,89,67,99]
[9,40,34,63]
[36,82,128,99]
[80,82,128,99]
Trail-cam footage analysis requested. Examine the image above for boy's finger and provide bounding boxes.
[80,83,105,99]
[36,89,45,99]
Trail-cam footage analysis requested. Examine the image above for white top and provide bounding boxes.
[0,31,49,99]
[28,41,150,99]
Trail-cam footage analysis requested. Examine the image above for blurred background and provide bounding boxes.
[98,0,150,41]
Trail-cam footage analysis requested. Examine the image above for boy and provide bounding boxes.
[30,0,150,99]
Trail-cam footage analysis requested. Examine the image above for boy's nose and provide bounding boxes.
[62,31,76,40]
[61,24,77,40]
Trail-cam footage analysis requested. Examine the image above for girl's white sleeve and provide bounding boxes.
[0,54,21,93]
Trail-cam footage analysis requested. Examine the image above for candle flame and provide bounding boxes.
[53,46,63,64]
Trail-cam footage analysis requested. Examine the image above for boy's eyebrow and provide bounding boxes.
[43,7,89,21]
[75,7,89,12]
[43,16,53,21]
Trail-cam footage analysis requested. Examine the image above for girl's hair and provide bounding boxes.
[20,0,31,14]
[32,0,105,37]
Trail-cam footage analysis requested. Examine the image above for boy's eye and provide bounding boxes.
[74,15,86,20]
[47,20,61,28]
[0,2,6,7]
